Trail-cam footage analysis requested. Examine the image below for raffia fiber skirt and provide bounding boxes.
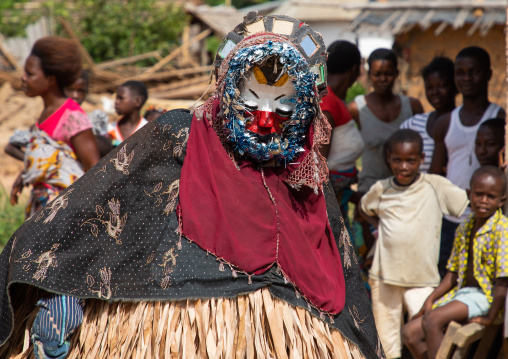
[2,288,364,359]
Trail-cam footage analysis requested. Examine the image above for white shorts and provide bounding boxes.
[369,278,434,359]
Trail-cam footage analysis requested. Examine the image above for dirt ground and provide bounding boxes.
[0,81,201,192]
[0,83,41,191]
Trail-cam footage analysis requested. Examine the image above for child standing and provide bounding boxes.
[360,129,468,359]
[108,80,148,146]
[475,118,505,167]
[474,117,508,219]
[400,57,457,172]
[65,70,113,157]
[403,166,508,359]
[65,70,110,137]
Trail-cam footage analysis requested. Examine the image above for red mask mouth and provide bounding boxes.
[245,111,288,135]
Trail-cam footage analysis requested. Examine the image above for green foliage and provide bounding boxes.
[0,0,188,63]
[63,0,188,62]
[0,185,25,251]
[346,82,367,104]
[0,0,40,37]
[206,35,221,57]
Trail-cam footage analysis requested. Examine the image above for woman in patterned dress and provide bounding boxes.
[8,37,99,217]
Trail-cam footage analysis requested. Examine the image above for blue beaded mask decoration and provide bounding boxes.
[220,41,318,164]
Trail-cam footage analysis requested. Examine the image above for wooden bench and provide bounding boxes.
[436,318,503,359]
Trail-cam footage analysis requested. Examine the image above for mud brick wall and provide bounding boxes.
[395,23,506,112]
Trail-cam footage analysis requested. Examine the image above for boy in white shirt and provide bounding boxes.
[360,129,469,358]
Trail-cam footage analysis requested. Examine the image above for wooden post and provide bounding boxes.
[96,51,161,70]
[89,65,212,93]
[181,26,200,68]
[58,17,96,69]
[143,29,211,75]
[182,26,191,63]
[0,42,22,71]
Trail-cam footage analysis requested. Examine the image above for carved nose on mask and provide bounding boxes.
[257,111,274,128]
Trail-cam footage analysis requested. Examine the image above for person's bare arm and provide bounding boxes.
[10,172,24,206]
[5,143,25,161]
[470,277,508,326]
[413,271,458,319]
[428,113,451,175]
[70,129,100,171]
[358,205,379,229]
[409,97,424,115]
[347,101,360,129]
[319,111,334,158]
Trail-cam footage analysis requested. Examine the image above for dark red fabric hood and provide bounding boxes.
[178,107,345,314]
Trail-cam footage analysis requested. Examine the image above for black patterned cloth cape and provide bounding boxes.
[0,109,382,358]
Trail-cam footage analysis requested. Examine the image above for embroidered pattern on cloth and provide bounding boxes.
[80,198,127,243]
[158,247,178,289]
[34,189,75,224]
[339,216,358,269]
[95,144,135,175]
[14,244,60,282]
[0,102,382,358]
[172,128,190,157]
[144,180,180,216]
[162,124,174,151]
[110,145,135,175]
[348,305,366,332]
[32,244,60,281]
[87,267,114,300]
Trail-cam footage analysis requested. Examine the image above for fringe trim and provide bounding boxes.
[4,288,364,359]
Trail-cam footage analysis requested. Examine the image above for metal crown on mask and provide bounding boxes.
[213,13,328,164]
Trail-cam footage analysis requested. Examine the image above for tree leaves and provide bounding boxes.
[1,0,188,63]
[73,0,188,62]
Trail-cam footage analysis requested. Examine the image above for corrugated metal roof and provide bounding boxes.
[344,0,506,10]
[240,1,285,16]
[185,4,244,38]
[346,1,506,35]
[269,0,366,22]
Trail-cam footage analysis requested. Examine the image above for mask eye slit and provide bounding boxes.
[243,103,258,113]
[276,109,292,118]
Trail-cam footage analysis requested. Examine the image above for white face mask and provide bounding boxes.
[239,73,296,136]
